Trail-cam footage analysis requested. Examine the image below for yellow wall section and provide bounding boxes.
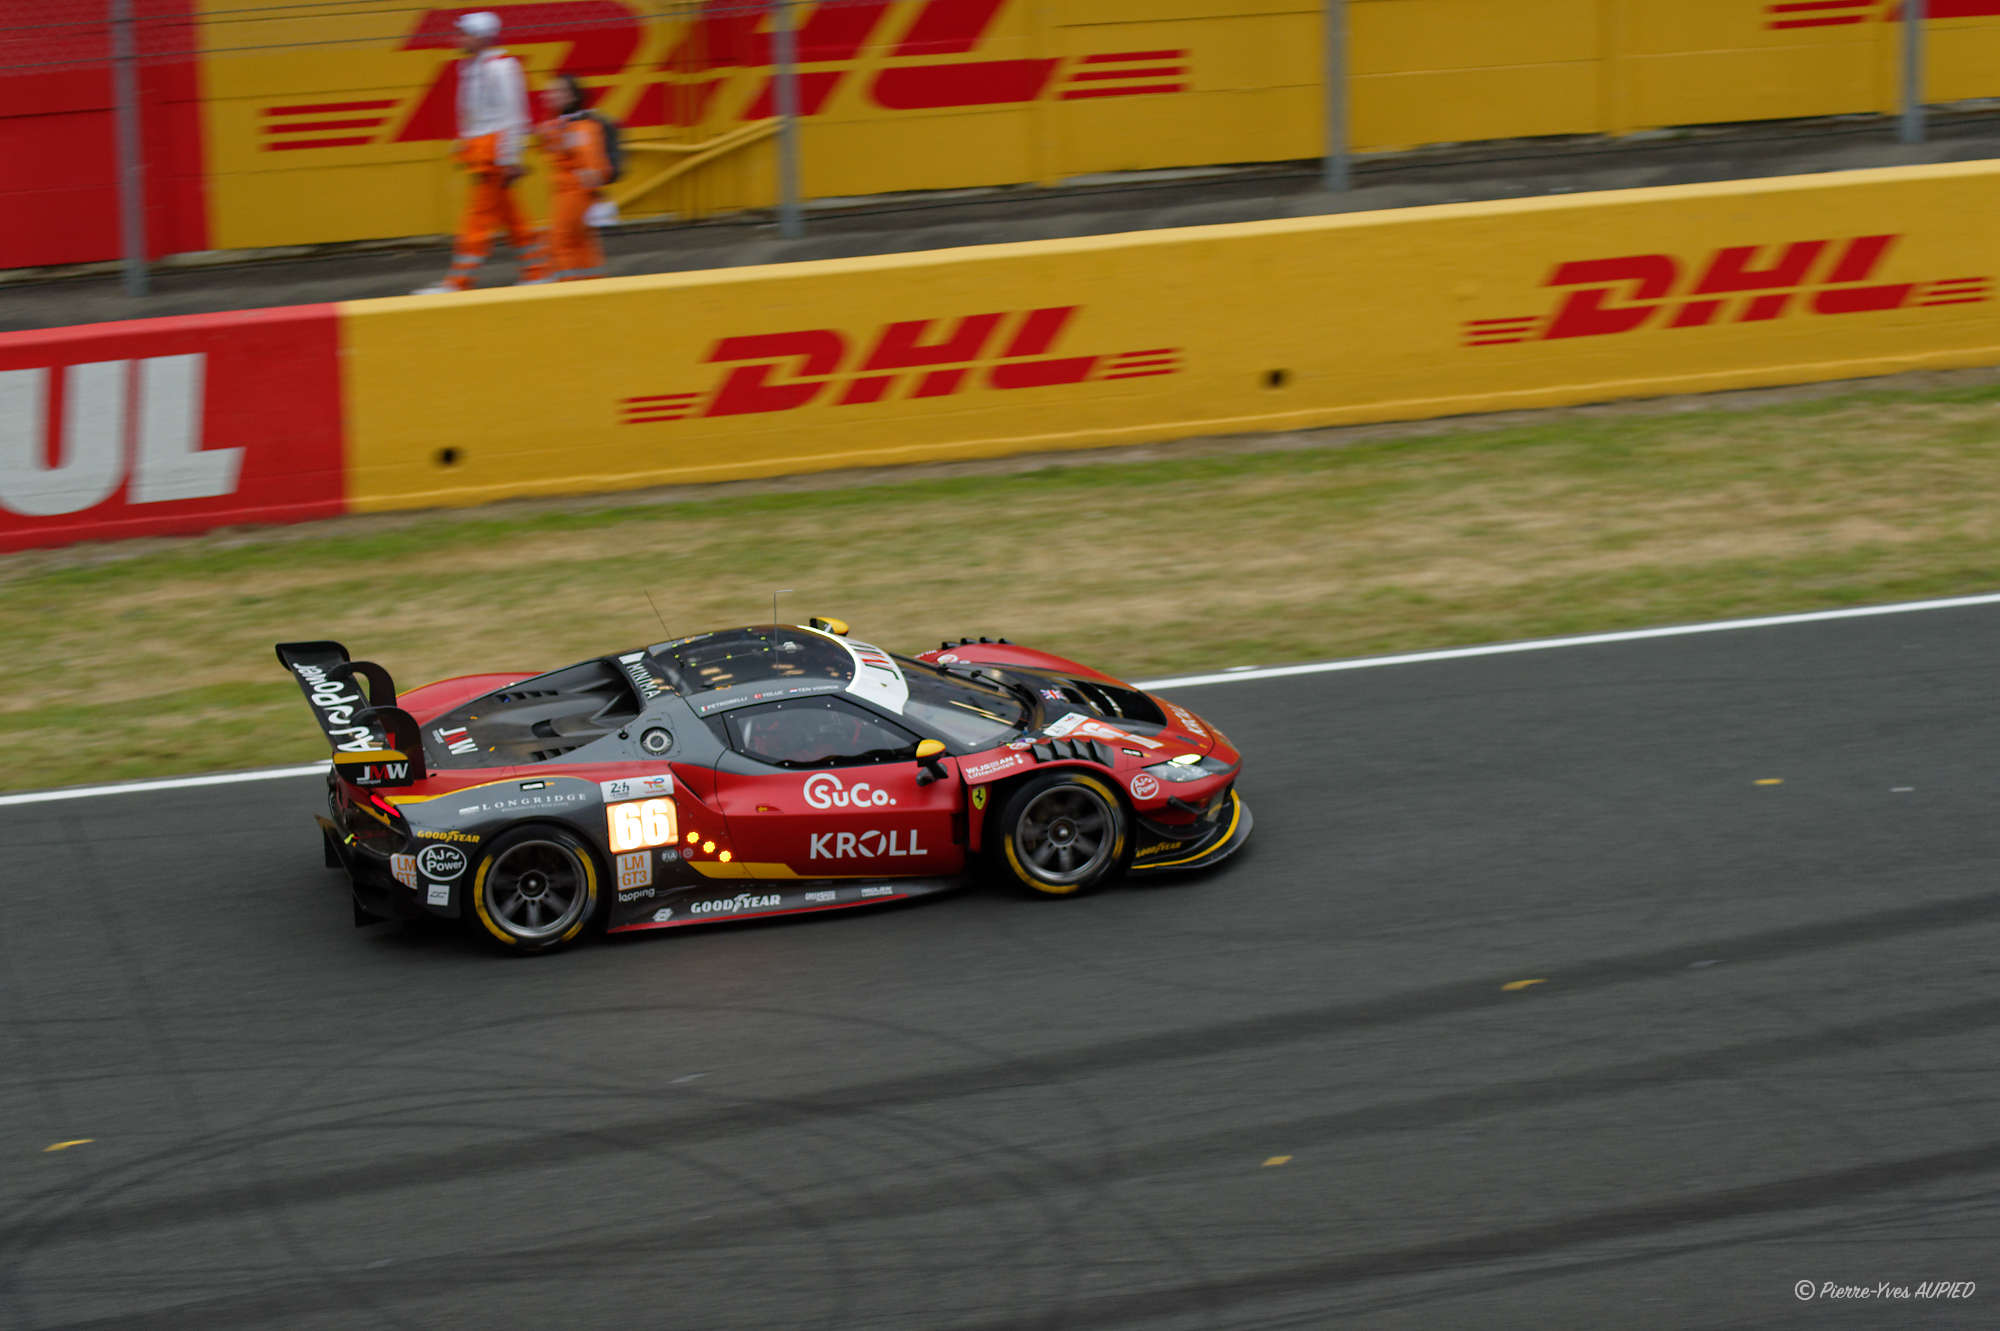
[340,160,2000,514]
[196,0,2000,253]
[197,0,1324,250]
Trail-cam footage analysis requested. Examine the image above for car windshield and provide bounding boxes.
[896,655,1029,750]
[646,628,852,693]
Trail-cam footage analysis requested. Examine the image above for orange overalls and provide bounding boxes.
[537,112,609,281]
[439,49,546,290]
[445,135,546,289]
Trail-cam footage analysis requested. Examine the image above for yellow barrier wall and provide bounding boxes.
[196,0,2000,253]
[340,160,2000,512]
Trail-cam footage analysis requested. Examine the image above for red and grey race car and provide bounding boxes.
[276,620,1250,953]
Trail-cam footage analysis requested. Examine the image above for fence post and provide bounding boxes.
[772,0,804,238]
[1900,0,1926,145]
[110,0,150,296]
[1323,0,1349,191]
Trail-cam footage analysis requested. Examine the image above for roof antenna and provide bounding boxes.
[772,588,793,624]
[643,589,670,640]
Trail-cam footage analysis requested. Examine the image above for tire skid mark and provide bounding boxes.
[10,999,1208,1330]
[929,1135,2000,1330]
[0,899,56,1331]
[29,816,305,1331]
[1304,1180,1994,1325]
[8,889,2000,1255]
[14,983,1999,1287]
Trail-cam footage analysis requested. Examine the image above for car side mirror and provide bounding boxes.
[915,738,948,786]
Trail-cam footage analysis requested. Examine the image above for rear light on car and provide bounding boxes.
[341,787,407,829]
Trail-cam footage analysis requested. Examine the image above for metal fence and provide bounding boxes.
[0,0,1953,298]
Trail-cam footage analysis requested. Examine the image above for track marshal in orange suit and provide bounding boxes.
[413,11,546,294]
[537,75,611,283]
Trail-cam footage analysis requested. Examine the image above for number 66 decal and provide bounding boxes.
[608,798,678,852]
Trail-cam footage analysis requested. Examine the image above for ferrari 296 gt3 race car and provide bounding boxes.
[277,620,1251,953]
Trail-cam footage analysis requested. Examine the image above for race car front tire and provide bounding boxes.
[995,771,1128,897]
[468,825,601,953]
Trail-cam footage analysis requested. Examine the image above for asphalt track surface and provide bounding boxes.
[3,606,1997,1329]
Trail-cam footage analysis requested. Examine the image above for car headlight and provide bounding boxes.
[1142,754,1233,783]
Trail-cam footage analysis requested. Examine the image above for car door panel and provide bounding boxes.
[712,751,963,878]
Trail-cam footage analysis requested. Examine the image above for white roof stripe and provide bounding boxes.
[840,638,910,715]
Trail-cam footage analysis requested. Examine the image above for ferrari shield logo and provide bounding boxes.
[972,788,987,810]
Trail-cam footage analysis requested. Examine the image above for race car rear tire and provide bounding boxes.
[995,771,1128,897]
[468,825,601,954]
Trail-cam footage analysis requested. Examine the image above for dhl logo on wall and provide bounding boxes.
[7,160,2000,550]
[1462,235,1991,345]
[253,0,1193,152]
[616,306,1180,424]
[198,0,1280,251]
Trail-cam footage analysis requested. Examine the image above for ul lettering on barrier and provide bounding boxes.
[619,306,1181,423]
[0,355,239,518]
[1463,235,1991,347]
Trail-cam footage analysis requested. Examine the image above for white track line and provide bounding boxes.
[0,764,328,808]
[1135,590,2000,690]
[6,591,1998,809]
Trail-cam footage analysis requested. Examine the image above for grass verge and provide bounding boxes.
[7,376,2000,792]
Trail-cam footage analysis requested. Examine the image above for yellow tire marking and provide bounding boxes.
[1754,778,1783,786]
[43,1140,93,1152]
[470,854,514,945]
[559,847,598,943]
[1261,1155,1292,1167]
[1501,978,1547,991]
[1004,832,1079,895]
[471,837,600,947]
[1006,772,1127,895]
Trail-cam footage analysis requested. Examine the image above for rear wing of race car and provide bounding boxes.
[274,640,428,787]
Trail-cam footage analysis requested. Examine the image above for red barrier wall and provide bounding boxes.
[0,304,346,550]
[0,0,209,267]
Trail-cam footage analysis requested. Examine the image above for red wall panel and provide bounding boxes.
[0,0,207,268]
[0,303,346,549]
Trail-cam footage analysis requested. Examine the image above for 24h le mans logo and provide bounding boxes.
[619,305,1179,422]
[1462,234,1990,347]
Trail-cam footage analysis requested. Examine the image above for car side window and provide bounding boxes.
[724,697,920,769]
